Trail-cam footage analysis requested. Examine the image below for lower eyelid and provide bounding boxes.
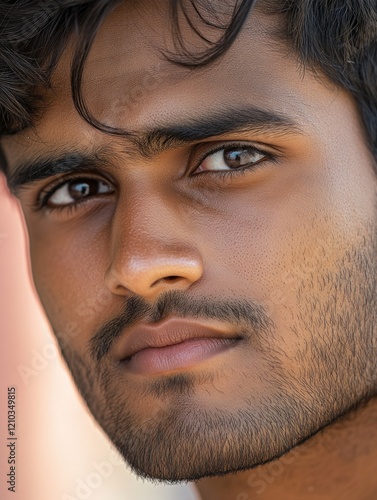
[39,191,115,216]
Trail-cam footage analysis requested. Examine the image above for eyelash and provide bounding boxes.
[36,175,105,213]
[193,142,273,178]
[35,143,274,213]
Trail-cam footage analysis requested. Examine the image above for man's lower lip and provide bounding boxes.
[122,337,239,375]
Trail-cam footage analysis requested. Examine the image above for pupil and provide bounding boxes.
[225,149,252,168]
[69,179,96,200]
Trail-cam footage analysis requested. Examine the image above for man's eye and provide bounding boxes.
[45,178,114,208]
[195,146,268,174]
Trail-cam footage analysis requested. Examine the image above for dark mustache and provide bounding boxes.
[89,290,273,362]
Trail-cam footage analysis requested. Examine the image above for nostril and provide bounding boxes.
[162,276,183,284]
[152,276,182,286]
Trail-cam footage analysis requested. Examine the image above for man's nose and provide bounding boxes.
[104,192,204,300]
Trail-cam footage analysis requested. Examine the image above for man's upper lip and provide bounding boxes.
[115,317,239,361]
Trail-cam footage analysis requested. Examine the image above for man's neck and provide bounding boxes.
[195,397,377,500]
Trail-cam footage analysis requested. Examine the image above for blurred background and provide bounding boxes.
[0,173,199,500]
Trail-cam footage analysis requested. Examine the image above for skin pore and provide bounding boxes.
[2,2,377,499]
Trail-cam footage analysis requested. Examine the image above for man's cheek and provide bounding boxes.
[31,236,106,305]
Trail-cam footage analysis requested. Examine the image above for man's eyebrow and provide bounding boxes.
[9,152,105,193]
[137,105,303,157]
[9,105,303,192]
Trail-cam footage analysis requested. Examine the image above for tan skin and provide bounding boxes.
[2,2,377,499]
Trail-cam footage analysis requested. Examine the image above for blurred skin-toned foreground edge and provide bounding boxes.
[0,1,377,499]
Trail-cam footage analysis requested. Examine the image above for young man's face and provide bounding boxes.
[2,1,377,482]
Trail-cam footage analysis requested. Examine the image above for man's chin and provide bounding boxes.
[117,442,300,484]
[107,414,305,483]
[102,392,371,484]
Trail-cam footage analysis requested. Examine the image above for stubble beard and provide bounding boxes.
[59,214,377,483]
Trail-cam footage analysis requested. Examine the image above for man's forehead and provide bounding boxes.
[31,11,303,129]
[53,1,275,92]
[84,0,268,64]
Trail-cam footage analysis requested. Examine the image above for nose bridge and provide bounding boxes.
[113,186,187,257]
[105,186,203,297]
